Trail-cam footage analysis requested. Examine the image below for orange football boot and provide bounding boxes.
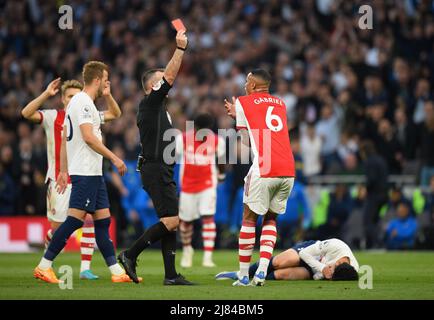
[111,273,143,283]
[33,267,63,284]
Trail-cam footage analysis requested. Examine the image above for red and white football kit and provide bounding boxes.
[38,109,71,223]
[235,91,296,283]
[235,92,295,215]
[176,130,225,221]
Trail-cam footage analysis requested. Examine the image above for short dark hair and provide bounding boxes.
[194,113,214,130]
[250,69,271,85]
[332,263,359,281]
[141,68,164,91]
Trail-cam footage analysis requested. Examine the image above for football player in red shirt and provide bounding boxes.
[224,69,295,286]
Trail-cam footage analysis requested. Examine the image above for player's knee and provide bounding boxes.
[161,216,179,231]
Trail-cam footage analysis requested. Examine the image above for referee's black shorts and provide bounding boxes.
[140,161,179,218]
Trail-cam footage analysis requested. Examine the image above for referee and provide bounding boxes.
[118,30,193,285]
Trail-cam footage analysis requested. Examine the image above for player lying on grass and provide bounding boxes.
[215,238,359,281]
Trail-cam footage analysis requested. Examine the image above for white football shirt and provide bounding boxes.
[298,238,359,280]
[64,91,105,176]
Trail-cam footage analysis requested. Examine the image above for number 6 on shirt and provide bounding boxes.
[265,106,283,132]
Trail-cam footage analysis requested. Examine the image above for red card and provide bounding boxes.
[171,19,186,32]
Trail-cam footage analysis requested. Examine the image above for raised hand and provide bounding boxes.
[102,80,111,97]
[45,78,61,97]
[176,30,188,50]
[224,96,236,119]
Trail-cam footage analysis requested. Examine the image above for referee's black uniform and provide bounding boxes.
[137,77,178,217]
[118,75,192,285]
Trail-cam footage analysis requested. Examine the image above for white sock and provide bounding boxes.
[109,263,124,276]
[204,250,212,261]
[257,258,271,276]
[80,260,91,273]
[38,257,53,270]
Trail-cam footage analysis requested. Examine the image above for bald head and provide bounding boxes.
[245,69,271,95]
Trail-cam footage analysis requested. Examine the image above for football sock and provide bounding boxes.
[257,220,277,277]
[38,257,53,270]
[80,217,95,272]
[249,256,275,277]
[266,271,276,280]
[126,222,169,260]
[180,220,193,248]
[161,231,178,279]
[42,216,84,263]
[94,217,117,267]
[109,263,125,276]
[238,219,256,278]
[202,216,216,259]
[45,229,53,248]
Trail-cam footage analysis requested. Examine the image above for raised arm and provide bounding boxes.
[80,124,127,176]
[21,78,61,123]
[163,30,188,85]
[101,81,122,122]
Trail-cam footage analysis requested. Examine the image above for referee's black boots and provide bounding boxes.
[163,273,194,285]
[118,251,139,284]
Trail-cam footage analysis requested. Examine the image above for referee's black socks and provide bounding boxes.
[161,231,177,279]
[126,222,169,260]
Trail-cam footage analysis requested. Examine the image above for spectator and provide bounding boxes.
[312,184,353,240]
[0,163,15,215]
[377,119,403,174]
[418,101,434,186]
[316,103,342,173]
[385,202,418,250]
[360,140,389,249]
[394,107,418,162]
[412,79,432,125]
[300,122,322,177]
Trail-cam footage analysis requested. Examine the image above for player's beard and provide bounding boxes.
[96,85,103,98]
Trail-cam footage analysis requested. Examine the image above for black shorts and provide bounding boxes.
[140,162,178,218]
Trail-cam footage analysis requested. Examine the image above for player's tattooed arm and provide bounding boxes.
[102,80,122,122]
[21,77,61,123]
[163,30,188,85]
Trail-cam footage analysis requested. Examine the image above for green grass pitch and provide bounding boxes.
[0,250,433,300]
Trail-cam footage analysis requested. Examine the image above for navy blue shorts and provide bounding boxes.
[291,240,317,278]
[291,240,317,253]
[69,175,110,213]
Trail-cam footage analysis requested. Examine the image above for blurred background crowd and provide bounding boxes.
[1,0,433,250]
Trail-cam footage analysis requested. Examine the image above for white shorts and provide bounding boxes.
[179,187,217,222]
[46,180,71,223]
[243,171,294,215]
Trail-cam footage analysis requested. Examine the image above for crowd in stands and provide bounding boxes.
[1,0,433,249]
